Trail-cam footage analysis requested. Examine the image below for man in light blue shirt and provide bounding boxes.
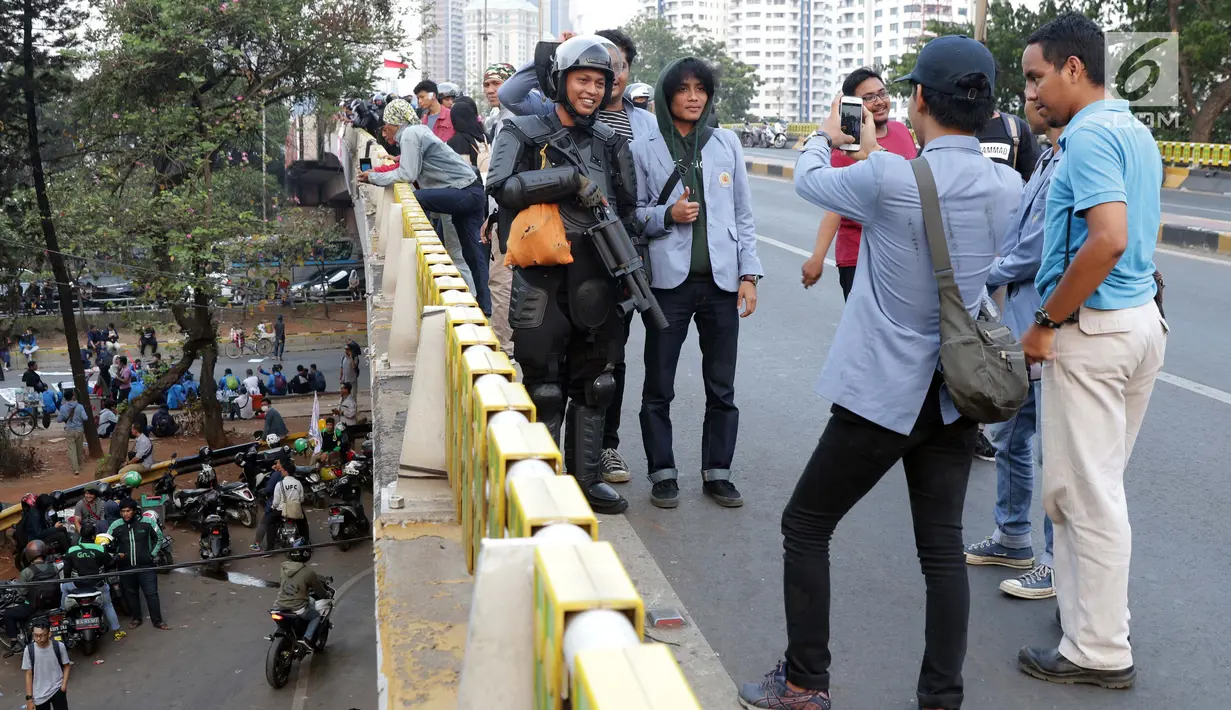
[57,388,89,475]
[964,98,1061,600]
[1016,13,1166,689]
[740,36,1020,710]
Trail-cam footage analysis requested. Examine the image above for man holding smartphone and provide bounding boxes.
[800,68,917,300]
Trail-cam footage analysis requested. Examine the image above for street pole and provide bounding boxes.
[538,0,544,40]
[974,0,988,42]
[480,0,488,75]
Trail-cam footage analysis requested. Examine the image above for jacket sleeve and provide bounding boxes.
[794,139,883,227]
[633,141,671,238]
[368,129,423,187]
[497,62,553,117]
[730,138,763,277]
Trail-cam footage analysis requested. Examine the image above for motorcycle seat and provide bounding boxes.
[178,487,212,496]
[219,481,246,491]
[66,591,101,600]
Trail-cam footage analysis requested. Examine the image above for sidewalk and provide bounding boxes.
[27,328,368,357]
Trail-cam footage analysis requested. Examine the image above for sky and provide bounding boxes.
[571,0,640,34]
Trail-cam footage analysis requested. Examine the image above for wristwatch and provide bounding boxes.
[741,274,762,286]
[808,130,832,149]
[1034,307,1064,329]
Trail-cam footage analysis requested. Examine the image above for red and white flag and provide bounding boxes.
[310,392,322,454]
[383,58,409,70]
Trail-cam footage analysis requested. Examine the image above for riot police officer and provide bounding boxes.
[486,36,639,514]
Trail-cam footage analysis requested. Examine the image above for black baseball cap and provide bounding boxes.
[894,35,996,97]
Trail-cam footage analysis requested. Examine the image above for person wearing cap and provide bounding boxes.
[739,36,1021,710]
[479,62,518,355]
[107,499,169,630]
[358,98,492,315]
[481,63,516,142]
[1015,13,1165,690]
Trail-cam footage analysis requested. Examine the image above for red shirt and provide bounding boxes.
[831,120,918,267]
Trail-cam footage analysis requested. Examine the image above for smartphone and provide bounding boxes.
[838,96,864,151]
[359,159,373,172]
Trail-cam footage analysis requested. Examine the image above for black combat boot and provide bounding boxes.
[570,405,628,514]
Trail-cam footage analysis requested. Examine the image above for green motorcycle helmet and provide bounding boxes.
[294,438,309,454]
[121,470,143,488]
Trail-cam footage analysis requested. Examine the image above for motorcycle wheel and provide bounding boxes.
[774,134,788,149]
[741,133,753,148]
[79,629,97,657]
[238,506,255,528]
[339,539,352,552]
[256,339,274,356]
[157,548,173,574]
[266,636,295,689]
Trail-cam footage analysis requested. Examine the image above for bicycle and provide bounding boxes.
[7,390,46,437]
[224,329,273,359]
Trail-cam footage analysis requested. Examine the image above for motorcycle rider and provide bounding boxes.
[195,464,232,556]
[59,524,124,641]
[273,539,331,653]
[107,499,170,630]
[71,486,105,532]
[626,82,653,111]
[3,542,62,653]
[16,494,71,560]
[486,35,642,514]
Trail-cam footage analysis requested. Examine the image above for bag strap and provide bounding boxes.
[1001,113,1019,166]
[656,163,688,206]
[909,158,958,295]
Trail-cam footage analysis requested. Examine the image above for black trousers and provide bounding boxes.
[780,375,976,710]
[639,276,740,477]
[36,689,69,710]
[120,568,163,625]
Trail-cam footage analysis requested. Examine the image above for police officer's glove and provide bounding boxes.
[575,175,606,209]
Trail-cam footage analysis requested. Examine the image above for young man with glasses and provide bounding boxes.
[801,67,918,300]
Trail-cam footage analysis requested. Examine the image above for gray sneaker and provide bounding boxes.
[600,448,631,483]
[964,537,1034,569]
[738,661,831,709]
[1000,563,1055,600]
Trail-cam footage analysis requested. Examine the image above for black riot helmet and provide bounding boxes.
[547,35,620,128]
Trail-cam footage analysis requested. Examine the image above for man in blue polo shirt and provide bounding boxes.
[1016,13,1167,690]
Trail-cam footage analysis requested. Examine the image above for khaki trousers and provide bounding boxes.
[1042,299,1167,670]
[66,430,86,474]
[488,233,514,356]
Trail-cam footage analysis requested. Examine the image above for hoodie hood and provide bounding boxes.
[654,57,716,159]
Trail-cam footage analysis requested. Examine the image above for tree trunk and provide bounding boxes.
[199,339,228,448]
[1189,78,1231,144]
[22,0,102,459]
[101,341,203,477]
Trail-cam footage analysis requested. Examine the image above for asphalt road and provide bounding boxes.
[613,172,1231,708]
[0,507,375,709]
[742,145,1231,229]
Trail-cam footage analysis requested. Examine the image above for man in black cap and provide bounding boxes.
[739,35,1022,710]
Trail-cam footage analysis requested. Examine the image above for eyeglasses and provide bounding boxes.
[861,90,891,104]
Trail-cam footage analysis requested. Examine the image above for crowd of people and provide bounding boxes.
[349,11,1167,710]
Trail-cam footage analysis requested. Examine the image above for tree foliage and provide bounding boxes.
[620,13,763,123]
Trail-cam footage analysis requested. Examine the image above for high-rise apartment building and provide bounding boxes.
[639,0,731,42]
[423,0,469,92]
[726,0,837,122]
[464,0,541,88]
[831,0,974,119]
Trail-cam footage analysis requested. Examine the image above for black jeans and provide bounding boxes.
[639,276,739,478]
[416,182,490,314]
[3,602,32,638]
[120,568,163,625]
[36,689,68,710]
[780,375,976,710]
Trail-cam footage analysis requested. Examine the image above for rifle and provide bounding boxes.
[585,204,668,331]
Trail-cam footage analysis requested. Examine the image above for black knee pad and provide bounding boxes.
[527,383,564,423]
[585,371,617,410]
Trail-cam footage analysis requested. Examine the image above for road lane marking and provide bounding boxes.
[290,566,374,710]
[755,232,1231,407]
[1156,247,1231,266]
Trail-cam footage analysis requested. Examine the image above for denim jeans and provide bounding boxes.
[273,338,285,359]
[986,380,1053,566]
[639,277,740,481]
[120,568,163,625]
[415,183,490,314]
[438,215,477,293]
[781,375,976,709]
[61,581,121,632]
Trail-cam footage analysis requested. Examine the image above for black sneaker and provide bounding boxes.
[974,431,996,462]
[600,448,631,484]
[651,479,679,508]
[703,480,744,507]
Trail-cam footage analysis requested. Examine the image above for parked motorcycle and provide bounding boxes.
[326,463,369,552]
[265,579,335,689]
[62,585,107,655]
[770,121,789,149]
[197,489,231,573]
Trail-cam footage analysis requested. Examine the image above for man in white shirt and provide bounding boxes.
[272,460,310,542]
[22,619,71,710]
[242,369,262,396]
[230,389,255,420]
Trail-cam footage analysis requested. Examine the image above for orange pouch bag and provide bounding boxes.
[504,203,573,268]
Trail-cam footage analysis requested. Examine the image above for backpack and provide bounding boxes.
[910,158,1029,424]
[28,562,62,611]
[224,373,239,391]
[273,372,287,391]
